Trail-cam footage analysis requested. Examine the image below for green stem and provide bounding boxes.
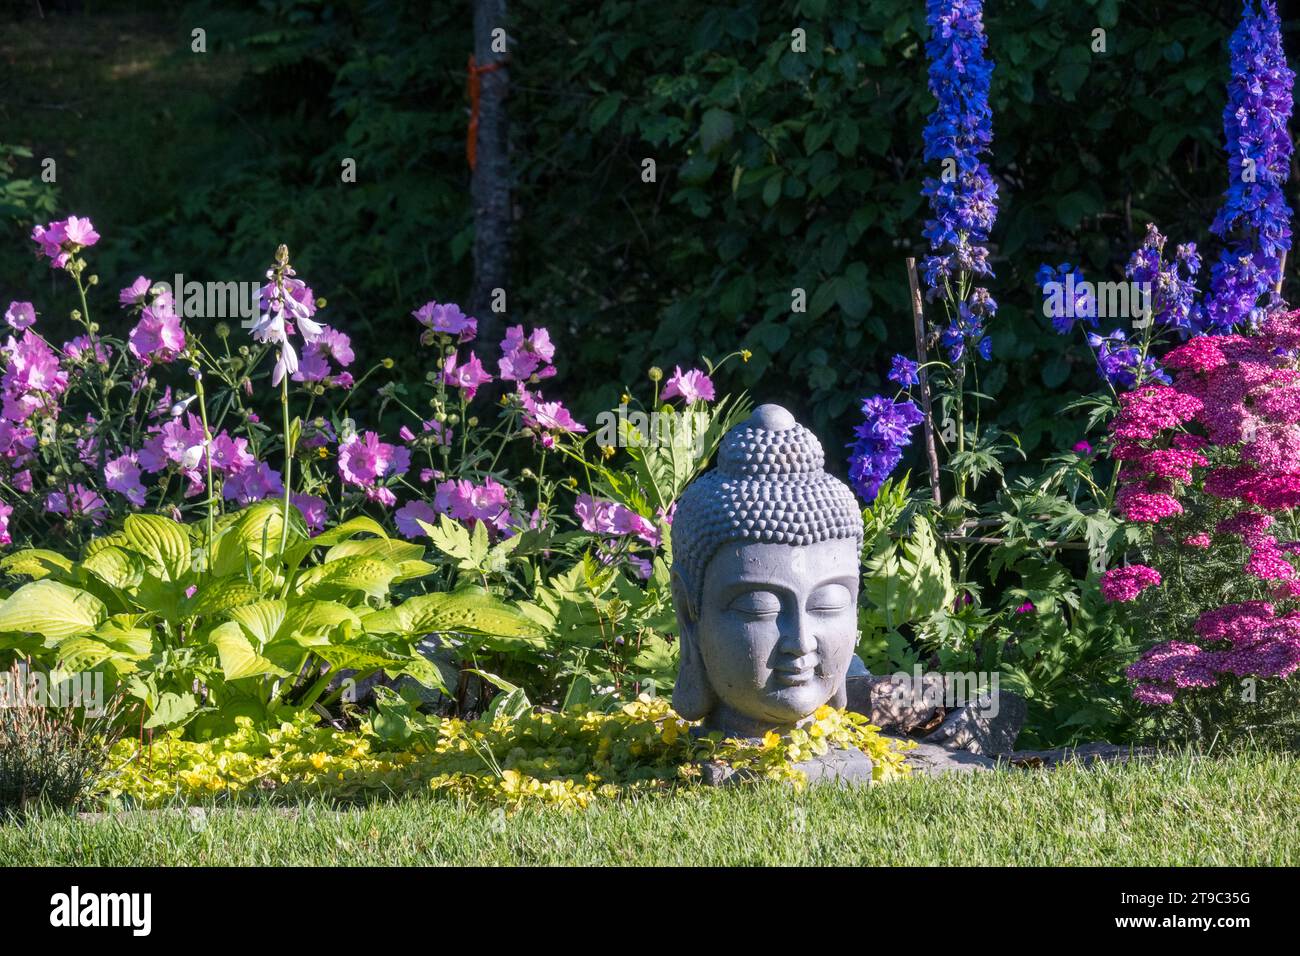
[280,374,292,556]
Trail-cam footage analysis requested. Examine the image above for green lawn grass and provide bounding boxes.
[2,750,1295,865]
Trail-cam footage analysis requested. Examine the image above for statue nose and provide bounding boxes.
[777,612,818,659]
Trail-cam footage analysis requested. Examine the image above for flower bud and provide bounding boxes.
[382,358,395,369]
[87,275,99,286]
[215,322,231,339]
[648,366,663,382]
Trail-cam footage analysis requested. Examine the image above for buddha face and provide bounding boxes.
[690,538,859,733]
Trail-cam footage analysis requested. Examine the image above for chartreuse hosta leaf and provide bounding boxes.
[0,548,75,581]
[225,598,361,648]
[208,621,290,680]
[184,578,263,618]
[363,590,546,643]
[283,515,389,570]
[122,514,193,581]
[293,556,399,601]
[79,545,146,592]
[0,579,107,640]
[211,501,310,578]
[324,537,425,565]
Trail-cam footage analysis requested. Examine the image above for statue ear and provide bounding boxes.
[671,569,716,721]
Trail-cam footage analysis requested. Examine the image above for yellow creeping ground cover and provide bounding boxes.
[99,698,913,810]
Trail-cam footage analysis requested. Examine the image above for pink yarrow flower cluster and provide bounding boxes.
[1110,310,1300,704]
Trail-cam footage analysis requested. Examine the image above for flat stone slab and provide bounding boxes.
[890,737,998,776]
[997,742,1156,769]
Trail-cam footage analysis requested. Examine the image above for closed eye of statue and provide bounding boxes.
[807,583,852,613]
[728,590,782,617]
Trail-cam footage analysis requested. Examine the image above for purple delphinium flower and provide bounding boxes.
[847,395,926,503]
[1124,224,1204,334]
[1037,263,1098,335]
[1205,0,1294,331]
[920,0,999,362]
[1088,330,1170,390]
[887,354,920,387]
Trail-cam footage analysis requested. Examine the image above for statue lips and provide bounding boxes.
[772,654,819,687]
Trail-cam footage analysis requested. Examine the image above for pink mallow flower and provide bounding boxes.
[222,461,284,506]
[574,493,659,547]
[520,388,586,446]
[2,330,69,421]
[434,477,512,533]
[4,301,36,331]
[128,295,186,364]
[290,493,328,535]
[338,432,410,496]
[395,500,439,538]
[119,276,153,308]
[104,452,147,507]
[31,216,99,269]
[413,301,477,342]
[498,325,556,382]
[660,366,716,405]
[0,499,11,545]
[443,351,492,400]
[44,484,106,524]
[1100,564,1162,603]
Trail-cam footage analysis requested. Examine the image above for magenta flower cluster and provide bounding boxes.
[1107,308,1300,704]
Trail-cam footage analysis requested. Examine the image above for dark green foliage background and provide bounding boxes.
[0,0,1293,462]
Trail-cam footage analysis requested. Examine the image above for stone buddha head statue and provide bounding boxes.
[670,404,864,738]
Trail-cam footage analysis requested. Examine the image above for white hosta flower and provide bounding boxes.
[272,338,298,386]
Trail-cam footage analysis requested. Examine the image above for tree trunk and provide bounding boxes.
[470,0,511,351]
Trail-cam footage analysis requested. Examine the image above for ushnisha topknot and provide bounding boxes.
[670,403,864,609]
